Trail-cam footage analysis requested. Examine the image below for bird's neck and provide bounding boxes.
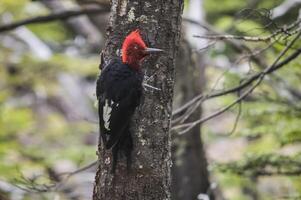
[123,56,141,71]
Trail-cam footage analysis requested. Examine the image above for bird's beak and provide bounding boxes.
[145,47,164,53]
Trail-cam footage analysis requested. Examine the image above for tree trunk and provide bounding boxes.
[171,0,213,199]
[93,0,184,200]
[172,39,211,200]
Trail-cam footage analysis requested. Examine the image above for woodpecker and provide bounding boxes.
[96,30,163,173]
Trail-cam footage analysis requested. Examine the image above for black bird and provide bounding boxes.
[96,30,163,173]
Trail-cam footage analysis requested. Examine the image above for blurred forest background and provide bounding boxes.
[0,0,301,200]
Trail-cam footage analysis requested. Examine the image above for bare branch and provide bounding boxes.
[172,77,263,134]
[0,7,110,33]
[172,31,301,134]
[194,34,274,42]
[193,19,300,42]
[184,17,300,70]
[76,0,110,7]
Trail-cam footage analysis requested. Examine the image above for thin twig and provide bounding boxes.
[172,29,301,117]
[12,160,98,193]
[58,160,98,177]
[143,83,161,91]
[54,160,98,191]
[228,99,242,135]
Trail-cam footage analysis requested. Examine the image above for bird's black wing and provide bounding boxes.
[96,60,142,149]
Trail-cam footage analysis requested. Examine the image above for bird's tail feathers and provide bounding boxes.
[110,127,133,174]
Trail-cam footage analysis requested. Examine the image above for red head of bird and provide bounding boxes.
[122,30,163,70]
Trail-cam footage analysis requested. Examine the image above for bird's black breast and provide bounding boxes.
[96,59,143,149]
[97,59,143,104]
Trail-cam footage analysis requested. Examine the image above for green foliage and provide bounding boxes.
[0,0,29,17]
[215,154,301,199]
[0,29,98,192]
[214,172,254,200]
[28,22,71,43]
[204,0,247,23]
[216,153,301,176]
[211,61,301,198]
[203,0,301,199]
[0,107,34,137]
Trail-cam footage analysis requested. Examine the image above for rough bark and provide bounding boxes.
[171,39,211,200]
[93,0,184,200]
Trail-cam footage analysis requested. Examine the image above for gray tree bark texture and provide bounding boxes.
[171,39,212,200]
[93,0,184,200]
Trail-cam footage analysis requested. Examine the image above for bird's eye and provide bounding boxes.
[134,46,138,50]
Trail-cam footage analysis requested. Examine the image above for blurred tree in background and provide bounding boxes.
[0,0,301,200]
